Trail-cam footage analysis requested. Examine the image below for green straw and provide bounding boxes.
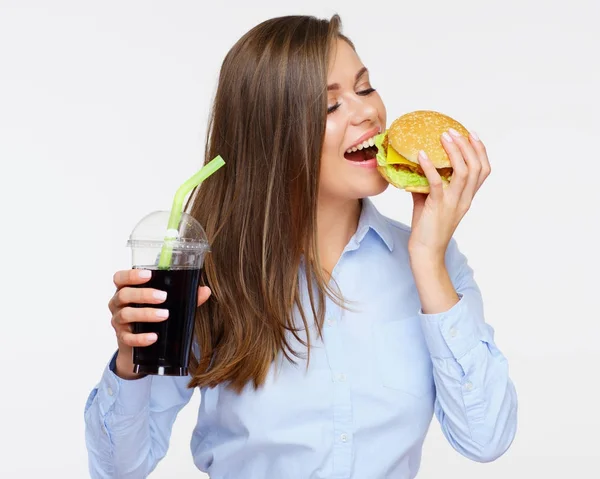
[158,155,225,269]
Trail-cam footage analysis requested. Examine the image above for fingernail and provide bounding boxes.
[155,309,169,318]
[442,132,453,142]
[469,130,480,141]
[418,150,429,162]
[448,128,462,138]
[139,270,151,279]
[153,290,167,301]
[147,333,158,342]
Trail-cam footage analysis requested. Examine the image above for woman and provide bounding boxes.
[85,14,517,478]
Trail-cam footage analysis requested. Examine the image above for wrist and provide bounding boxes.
[408,247,446,272]
[408,250,459,315]
[115,348,144,380]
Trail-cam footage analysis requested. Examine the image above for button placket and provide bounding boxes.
[322,306,353,477]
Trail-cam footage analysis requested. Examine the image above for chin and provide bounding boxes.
[320,159,389,201]
[372,177,390,195]
[365,173,389,195]
[349,175,389,200]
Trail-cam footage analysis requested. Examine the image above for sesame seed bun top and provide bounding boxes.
[387,110,470,169]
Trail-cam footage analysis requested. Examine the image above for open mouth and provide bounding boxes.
[344,134,379,162]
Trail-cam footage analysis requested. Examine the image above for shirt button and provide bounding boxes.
[327,318,335,327]
[464,381,473,391]
[340,433,348,443]
[338,373,346,382]
[449,327,458,338]
[107,387,114,396]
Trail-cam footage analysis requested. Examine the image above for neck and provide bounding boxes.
[316,196,362,275]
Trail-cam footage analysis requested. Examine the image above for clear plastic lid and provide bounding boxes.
[126,210,210,252]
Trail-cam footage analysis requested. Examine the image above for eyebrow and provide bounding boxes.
[327,66,368,91]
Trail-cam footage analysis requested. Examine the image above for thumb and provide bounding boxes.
[411,192,427,207]
[197,286,212,306]
[411,192,428,227]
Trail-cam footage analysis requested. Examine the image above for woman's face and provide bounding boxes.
[319,39,388,203]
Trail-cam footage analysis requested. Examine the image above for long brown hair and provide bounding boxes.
[186,14,353,392]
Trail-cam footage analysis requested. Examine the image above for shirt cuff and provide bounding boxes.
[418,294,483,360]
[96,351,153,417]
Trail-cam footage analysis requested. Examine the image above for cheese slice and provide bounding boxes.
[386,146,419,167]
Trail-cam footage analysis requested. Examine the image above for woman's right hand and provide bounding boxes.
[108,269,212,379]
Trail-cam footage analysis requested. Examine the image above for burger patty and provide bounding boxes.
[392,163,453,179]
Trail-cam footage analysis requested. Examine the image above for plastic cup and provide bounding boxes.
[126,210,210,376]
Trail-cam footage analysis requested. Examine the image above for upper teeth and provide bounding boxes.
[346,135,377,154]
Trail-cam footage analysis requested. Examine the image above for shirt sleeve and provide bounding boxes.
[418,238,518,463]
[84,352,195,478]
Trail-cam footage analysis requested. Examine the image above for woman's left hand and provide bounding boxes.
[408,128,491,263]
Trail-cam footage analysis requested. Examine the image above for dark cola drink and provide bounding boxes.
[132,267,202,376]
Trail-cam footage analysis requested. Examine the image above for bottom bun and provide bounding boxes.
[405,185,430,194]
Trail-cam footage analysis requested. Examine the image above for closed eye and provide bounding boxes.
[327,103,340,114]
[327,88,377,114]
[357,88,376,96]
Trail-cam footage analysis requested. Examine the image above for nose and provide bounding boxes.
[348,94,378,126]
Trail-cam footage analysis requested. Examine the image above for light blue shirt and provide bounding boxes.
[84,198,517,478]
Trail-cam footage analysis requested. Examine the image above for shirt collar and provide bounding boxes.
[354,197,394,251]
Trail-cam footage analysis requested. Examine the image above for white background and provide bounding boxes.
[1,0,599,477]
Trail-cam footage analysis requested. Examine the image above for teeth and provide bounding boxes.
[346,134,379,154]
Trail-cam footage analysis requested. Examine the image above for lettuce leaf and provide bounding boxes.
[383,166,430,187]
[374,132,388,167]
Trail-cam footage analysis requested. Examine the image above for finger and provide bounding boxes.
[109,286,167,313]
[448,128,481,201]
[118,330,158,348]
[417,150,444,201]
[197,286,212,307]
[115,306,169,325]
[441,131,468,197]
[468,132,491,191]
[113,269,153,289]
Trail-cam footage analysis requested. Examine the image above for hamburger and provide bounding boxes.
[374,110,470,193]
